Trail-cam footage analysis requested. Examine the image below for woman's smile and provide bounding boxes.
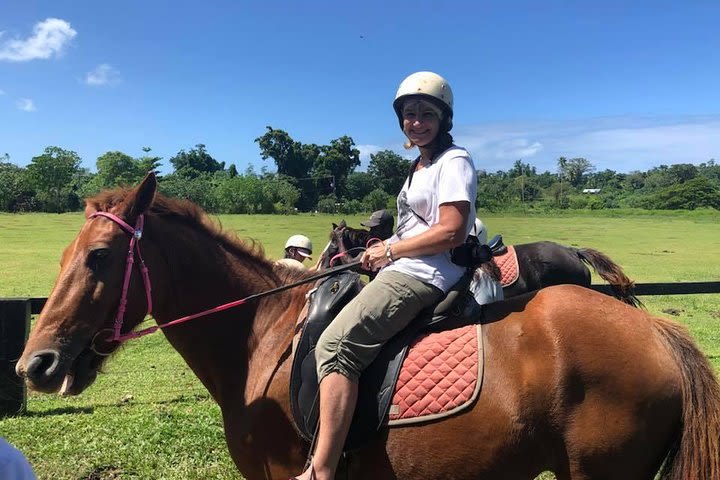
[402,100,441,146]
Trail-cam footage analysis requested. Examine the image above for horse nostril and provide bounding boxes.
[25,349,61,381]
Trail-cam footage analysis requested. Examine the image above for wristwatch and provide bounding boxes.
[385,243,394,263]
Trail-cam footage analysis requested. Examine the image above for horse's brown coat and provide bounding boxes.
[16,174,720,479]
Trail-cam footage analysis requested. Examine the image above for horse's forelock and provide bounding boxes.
[85,186,134,216]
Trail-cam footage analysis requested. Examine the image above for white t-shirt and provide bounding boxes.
[383,146,477,292]
[0,438,35,480]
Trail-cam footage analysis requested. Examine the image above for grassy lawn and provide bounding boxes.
[1,211,719,479]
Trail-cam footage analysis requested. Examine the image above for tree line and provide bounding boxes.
[1,128,719,214]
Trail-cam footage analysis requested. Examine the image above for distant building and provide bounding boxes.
[582,188,601,194]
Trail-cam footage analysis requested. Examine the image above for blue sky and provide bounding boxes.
[1,1,719,175]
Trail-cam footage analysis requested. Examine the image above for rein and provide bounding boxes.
[327,228,382,267]
[89,211,361,349]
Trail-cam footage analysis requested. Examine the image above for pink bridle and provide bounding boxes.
[328,235,382,267]
[89,212,153,343]
[88,211,362,351]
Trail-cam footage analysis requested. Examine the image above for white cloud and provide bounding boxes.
[453,115,720,173]
[16,98,36,112]
[85,63,120,86]
[0,18,77,62]
[356,144,383,169]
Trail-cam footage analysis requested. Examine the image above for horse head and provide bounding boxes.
[319,221,376,268]
[16,173,159,395]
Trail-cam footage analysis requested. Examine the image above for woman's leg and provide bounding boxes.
[294,271,442,479]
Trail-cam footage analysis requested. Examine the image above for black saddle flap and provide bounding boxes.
[289,271,364,441]
[488,234,506,255]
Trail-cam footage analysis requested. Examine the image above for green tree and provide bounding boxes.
[95,151,144,187]
[137,147,162,177]
[159,172,218,212]
[254,126,315,178]
[367,150,411,195]
[312,136,360,199]
[698,159,720,184]
[586,169,624,191]
[561,157,595,188]
[667,163,698,183]
[0,161,33,211]
[345,172,375,201]
[638,176,720,210]
[507,159,536,178]
[263,176,301,213]
[170,144,224,178]
[363,188,391,212]
[26,146,82,212]
[477,171,514,211]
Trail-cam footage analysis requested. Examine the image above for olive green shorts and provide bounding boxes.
[315,270,443,382]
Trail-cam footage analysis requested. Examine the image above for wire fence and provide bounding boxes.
[4,281,720,416]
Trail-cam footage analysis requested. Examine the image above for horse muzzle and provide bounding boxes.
[17,346,102,396]
[16,348,65,393]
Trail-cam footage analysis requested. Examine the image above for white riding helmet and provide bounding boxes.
[473,218,488,245]
[393,71,454,131]
[285,234,313,257]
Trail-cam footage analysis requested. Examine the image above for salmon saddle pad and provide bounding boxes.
[492,245,519,287]
[388,323,483,426]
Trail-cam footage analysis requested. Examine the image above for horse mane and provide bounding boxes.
[343,225,371,247]
[86,187,311,284]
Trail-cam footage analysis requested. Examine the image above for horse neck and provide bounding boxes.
[146,216,303,406]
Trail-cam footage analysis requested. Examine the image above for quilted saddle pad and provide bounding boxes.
[388,323,483,426]
[493,245,519,287]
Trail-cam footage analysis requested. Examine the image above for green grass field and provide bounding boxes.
[1,211,719,479]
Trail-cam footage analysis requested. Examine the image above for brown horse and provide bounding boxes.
[16,174,720,479]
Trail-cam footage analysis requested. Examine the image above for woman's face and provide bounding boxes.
[402,100,441,147]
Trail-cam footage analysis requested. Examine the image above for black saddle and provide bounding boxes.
[289,269,477,450]
[488,234,507,255]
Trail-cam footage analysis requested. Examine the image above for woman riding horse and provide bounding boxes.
[15,172,720,479]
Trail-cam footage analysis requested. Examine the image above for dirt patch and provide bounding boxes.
[661,308,684,316]
[710,311,720,319]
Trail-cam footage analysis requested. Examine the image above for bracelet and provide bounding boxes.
[385,243,395,263]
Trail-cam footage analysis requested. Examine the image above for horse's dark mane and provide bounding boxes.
[343,225,371,247]
[86,188,311,283]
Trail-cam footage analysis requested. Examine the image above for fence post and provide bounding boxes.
[0,299,30,417]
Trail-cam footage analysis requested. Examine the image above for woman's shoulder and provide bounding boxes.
[437,145,471,161]
[437,146,474,168]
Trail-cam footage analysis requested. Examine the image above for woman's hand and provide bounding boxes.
[362,241,391,272]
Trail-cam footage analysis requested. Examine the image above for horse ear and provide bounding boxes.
[339,219,347,228]
[127,172,157,218]
[332,223,338,229]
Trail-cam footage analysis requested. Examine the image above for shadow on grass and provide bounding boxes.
[23,405,95,417]
[26,392,211,417]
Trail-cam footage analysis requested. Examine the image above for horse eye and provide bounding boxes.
[87,248,110,271]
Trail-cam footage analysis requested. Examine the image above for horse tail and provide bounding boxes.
[575,248,643,308]
[652,316,720,480]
